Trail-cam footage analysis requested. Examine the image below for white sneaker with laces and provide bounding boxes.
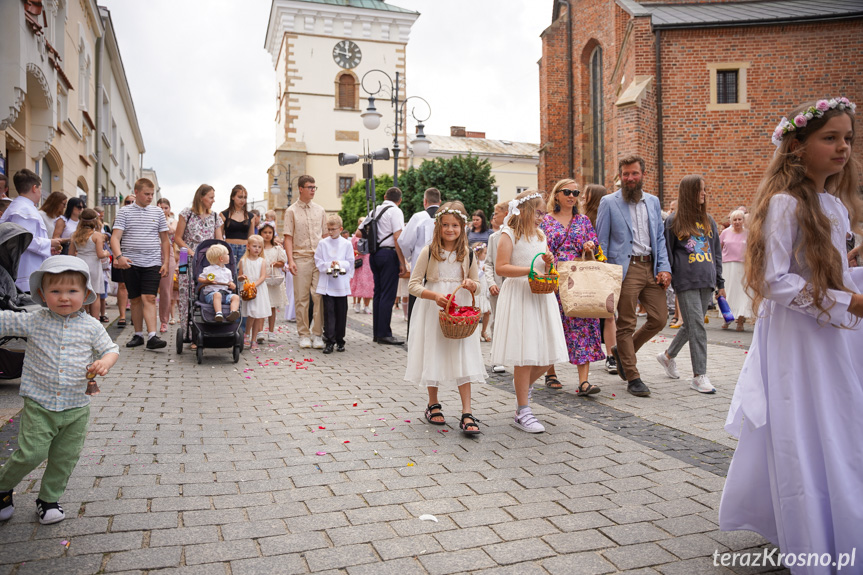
[299,337,312,349]
[36,499,65,525]
[492,365,506,373]
[312,336,325,349]
[656,351,680,379]
[354,302,361,313]
[513,407,545,433]
[690,374,716,394]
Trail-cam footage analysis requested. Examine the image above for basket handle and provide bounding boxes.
[528,253,544,279]
[442,284,476,318]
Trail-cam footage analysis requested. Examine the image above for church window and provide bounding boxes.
[588,46,605,185]
[707,63,750,111]
[336,73,358,110]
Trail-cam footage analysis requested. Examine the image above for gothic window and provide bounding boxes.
[589,46,605,185]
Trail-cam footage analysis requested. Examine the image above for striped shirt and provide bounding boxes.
[113,204,168,268]
[0,308,120,411]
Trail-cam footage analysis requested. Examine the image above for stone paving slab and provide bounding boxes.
[0,308,790,573]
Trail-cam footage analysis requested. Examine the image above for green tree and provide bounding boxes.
[338,173,394,233]
[398,155,497,218]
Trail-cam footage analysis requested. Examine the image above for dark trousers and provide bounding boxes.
[370,248,399,338]
[407,294,418,342]
[322,295,347,345]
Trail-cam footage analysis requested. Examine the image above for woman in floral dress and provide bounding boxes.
[174,184,224,348]
[350,218,374,313]
[539,179,605,395]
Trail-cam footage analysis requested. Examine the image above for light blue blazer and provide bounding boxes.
[595,190,672,280]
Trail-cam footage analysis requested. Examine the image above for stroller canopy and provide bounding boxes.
[0,222,33,285]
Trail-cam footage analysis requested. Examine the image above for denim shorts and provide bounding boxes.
[202,290,237,305]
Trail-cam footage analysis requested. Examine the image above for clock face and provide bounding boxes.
[333,40,362,69]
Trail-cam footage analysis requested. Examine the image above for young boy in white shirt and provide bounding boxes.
[0,256,119,524]
[198,244,240,322]
[314,215,354,353]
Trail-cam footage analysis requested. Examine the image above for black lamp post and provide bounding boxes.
[269,163,300,207]
[359,70,431,187]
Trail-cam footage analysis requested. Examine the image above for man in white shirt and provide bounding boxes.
[363,187,407,345]
[398,187,440,339]
[0,170,62,291]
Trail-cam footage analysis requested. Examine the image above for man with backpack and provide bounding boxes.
[362,187,406,345]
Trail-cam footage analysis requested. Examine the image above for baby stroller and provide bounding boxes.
[176,238,244,364]
[0,223,42,380]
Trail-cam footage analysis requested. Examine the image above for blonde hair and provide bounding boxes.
[72,208,101,247]
[745,101,860,325]
[326,214,343,228]
[205,243,229,264]
[548,179,579,215]
[494,201,508,215]
[242,235,264,261]
[729,209,745,222]
[429,201,469,262]
[42,270,87,290]
[507,189,545,242]
[265,209,276,221]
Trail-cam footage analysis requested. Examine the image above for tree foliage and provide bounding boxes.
[398,155,497,218]
[338,173,394,233]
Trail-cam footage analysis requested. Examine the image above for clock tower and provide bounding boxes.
[264,0,420,216]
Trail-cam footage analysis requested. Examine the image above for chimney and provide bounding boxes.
[450,126,466,137]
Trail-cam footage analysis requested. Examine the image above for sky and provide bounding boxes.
[100,0,551,211]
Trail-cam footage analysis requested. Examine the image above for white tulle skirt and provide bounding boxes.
[490,276,568,367]
[723,261,753,318]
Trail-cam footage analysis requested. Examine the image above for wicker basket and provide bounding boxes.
[438,285,481,339]
[528,253,558,294]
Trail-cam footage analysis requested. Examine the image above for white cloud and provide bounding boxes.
[99,0,548,213]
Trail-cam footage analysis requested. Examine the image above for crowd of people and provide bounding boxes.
[0,97,860,573]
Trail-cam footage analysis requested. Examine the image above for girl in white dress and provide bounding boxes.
[719,97,863,572]
[473,243,492,341]
[238,235,271,352]
[69,208,110,319]
[490,190,569,433]
[405,201,487,435]
[260,223,287,342]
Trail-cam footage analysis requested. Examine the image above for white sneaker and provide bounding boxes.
[656,351,680,379]
[267,332,275,342]
[36,499,65,525]
[691,374,716,394]
[354,303,362,313]
[256,334,265,344]
[492,365,506,373]
[312,336,325,349]
[363,306,372,314]
[299,337,312,349]
[513,407,545,433]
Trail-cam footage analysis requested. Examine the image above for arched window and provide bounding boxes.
[589,46,605,185]
[336,73,358,110]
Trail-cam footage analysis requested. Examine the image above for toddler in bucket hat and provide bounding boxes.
[0,255,119,525]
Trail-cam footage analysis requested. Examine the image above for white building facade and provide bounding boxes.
[264,0,419,215]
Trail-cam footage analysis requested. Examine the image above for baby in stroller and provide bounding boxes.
[198,244,241,322]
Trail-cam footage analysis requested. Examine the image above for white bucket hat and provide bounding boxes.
[29,255,97,306]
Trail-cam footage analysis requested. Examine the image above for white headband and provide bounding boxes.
[507,193,542,219]
[435,207,468,222]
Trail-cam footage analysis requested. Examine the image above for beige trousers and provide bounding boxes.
[293,256,322,338]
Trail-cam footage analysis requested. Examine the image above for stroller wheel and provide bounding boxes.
[233,345,241,363]
[176,328,184,354]
[196,344,203,364]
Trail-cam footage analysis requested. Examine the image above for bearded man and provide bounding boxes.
[596,155,672,397]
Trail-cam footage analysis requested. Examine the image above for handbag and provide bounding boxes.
[557,250,622,318]
[354,258,363,269]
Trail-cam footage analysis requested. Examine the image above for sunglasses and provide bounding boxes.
[560,189,580,197]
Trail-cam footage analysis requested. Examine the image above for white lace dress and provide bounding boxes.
[475,259,491,314]
[240,257,271,319]
[404,250,488,388]
[490,227,568,367]
[720,193,863,569]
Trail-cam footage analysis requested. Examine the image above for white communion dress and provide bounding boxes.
[404,250,488,388]
[490,227,568,367]
[719,193,863,573]
[240,257,271,319]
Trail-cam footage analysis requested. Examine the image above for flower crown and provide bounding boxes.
[508,193,542,218]
[472,243,487,252]
[435,207,468,222]
[772,97,856,147]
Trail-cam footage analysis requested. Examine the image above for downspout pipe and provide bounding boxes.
[94,35,103,208]
[557,0,574,180]
[654,28,664,205]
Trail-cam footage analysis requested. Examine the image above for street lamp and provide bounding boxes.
[268,163,300,207]
[360,69,431,187]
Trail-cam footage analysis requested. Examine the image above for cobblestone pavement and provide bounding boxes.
[0,306,789,574]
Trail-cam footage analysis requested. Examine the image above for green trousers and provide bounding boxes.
[0,398,89,502]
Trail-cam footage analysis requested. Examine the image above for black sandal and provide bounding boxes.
[576,381,601,396]
[459,413,481,435]
[424,404,445,425]
[544,374,563,390]
[116,319,127,327]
